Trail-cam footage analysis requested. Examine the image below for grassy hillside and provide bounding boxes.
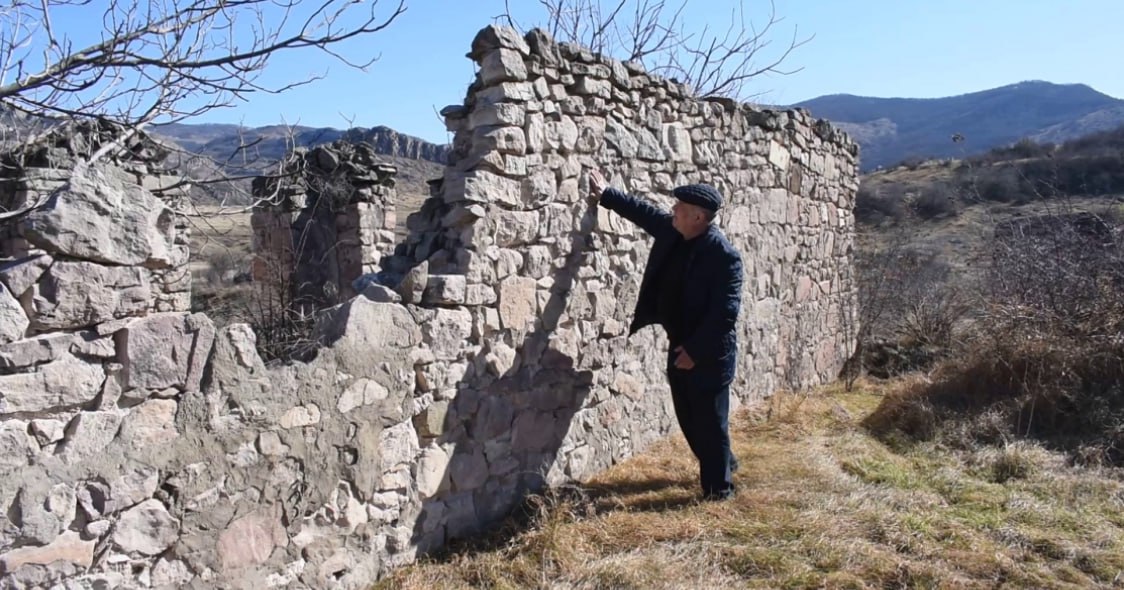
[378,381,1124,589]
[856,125,1124,228]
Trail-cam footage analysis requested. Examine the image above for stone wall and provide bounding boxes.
[250,141,399,308]
[0,123,193,337]
[0,25,856,589]
[392,24,858,397]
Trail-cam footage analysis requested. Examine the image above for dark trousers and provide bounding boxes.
[666,368,735,496]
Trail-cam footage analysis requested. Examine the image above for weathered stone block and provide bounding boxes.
[414,400,450,438]
[769,139,791,170]
[484,341,518,377]
[119,399,178,446]
[493,210,539,247]
[465,284,498,306]
[545,118,579,153]
[29,418,65,445]
[216,509,287,573]
[449,447,489,491]
[0,357,105,414]
[117,312,214,392]
[424,308,472,361]
[573,76,611,98]
[23,170,177,267]
[455,170,521,208]
[113,499,179,556]
[377,422,420,490]
[0,253,52,299]
[498,276,537,332]
[279,403,321,429]
[0,285,28,344]
[337,378,390,414]
[0,332,73,369]
[416,444,451,498]
[0,421,35,469]
[469,103,527,130]
[479,48,528,85]
[663,122,693,162]
[58,410,122,464]
[31,261,151,331]
[70,330,116,359]
[109,468,159,511]
[521,168,557,207]
[0,531,95,574]
[424,275,467,306]
[477,82,535,104]
[470,25,531,59]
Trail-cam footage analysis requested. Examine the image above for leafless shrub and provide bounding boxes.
[243,257,322,363]
[854,182,907,224]
[912,183,960,220]
[189,151,361,363]
[982,207,1124,344]
[842,228,968,389]
[866,205,1124,465]
[897,268,969,349]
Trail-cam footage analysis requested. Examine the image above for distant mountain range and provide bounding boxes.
[149,123,450,201]
[144,81,1124,180]
[152,123,451,169]
[793,81,1124,171]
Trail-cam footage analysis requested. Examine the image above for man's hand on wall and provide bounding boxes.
[673,346,696,370]
[588,169,607,198]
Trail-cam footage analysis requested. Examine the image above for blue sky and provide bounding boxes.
[57,0,1124,143]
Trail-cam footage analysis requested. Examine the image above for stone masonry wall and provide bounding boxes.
[0,123,193,327]
[0,26,856,589]
[374,23,859,556]
[250,142,399,308]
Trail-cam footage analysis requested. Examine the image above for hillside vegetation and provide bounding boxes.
[857,124,1124,225]
[846,124,1124,472]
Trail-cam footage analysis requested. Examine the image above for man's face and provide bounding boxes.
[671,200,709,237]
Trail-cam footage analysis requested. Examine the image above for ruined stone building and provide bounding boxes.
[0,25,857,589]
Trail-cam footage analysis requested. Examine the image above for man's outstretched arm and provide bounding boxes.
[588,169,672,238]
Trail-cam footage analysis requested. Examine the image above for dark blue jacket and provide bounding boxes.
[599,188,744,385]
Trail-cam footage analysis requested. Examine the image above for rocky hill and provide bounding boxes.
[153,123,450,166]
[794,81,1124,171]
[149,123,447,204]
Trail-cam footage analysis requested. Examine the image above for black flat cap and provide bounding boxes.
[672,184,723,212]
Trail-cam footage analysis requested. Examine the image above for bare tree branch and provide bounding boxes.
[507,0,811,100]
[0,0,407,131]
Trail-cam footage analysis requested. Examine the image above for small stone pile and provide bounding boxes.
[250,140,399,307]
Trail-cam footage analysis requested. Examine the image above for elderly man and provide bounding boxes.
[589,170,744,500]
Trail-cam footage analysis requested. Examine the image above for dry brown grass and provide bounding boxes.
[377,379,1124,590]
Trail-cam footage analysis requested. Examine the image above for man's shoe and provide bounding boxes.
[702,488,735,501]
